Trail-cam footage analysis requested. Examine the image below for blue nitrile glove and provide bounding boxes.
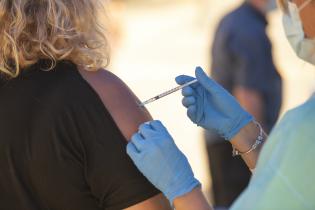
[176,67,253,140]
[127,120,201,204]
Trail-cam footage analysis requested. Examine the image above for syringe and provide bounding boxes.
[139,79,198,107]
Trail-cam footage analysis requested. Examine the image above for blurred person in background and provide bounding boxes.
[0,1,172,209]
[207,0,282,208]
[127,0,315,209]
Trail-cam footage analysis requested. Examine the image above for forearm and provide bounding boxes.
[173,188,213,210]
[230,121,267,170]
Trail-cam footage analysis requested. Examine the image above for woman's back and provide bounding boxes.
[0,61,162,210]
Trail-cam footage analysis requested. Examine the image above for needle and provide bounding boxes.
[139,79,198,107]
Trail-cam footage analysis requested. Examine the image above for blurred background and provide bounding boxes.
[105,0,315,203]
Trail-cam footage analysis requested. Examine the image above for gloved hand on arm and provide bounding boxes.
[127,120,201,205]
[176,67,253,140]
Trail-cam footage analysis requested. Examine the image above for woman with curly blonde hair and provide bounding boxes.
[0,1,172,209]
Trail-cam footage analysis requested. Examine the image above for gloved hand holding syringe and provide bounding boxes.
[139,79,198,107]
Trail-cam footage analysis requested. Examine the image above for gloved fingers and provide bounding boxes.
[139,123,157,139]
[187,105,197,121]
[182,96,196,108]
[149,120,168,133]
[195,67,223,94]
[130,133,146,151]
[175,75,196,85]
[126,142,140,160]
[181,86,195,97]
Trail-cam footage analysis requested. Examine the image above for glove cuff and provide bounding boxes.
[166,178,201,205]
[225,114,254,140]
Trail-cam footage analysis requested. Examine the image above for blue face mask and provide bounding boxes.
[283,0,315,65]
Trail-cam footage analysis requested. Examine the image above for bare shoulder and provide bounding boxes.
[78,68,152,140]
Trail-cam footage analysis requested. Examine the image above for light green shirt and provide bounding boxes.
[231,96,315,210]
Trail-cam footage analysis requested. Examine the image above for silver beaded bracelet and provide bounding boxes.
[232,121,265,157]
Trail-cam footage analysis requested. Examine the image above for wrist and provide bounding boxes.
[224,114,254,140]
[232,121,265,156]
[230,121,265,169]
[173,187,212,210]
[231,121,259,147]
[166,177,201,205]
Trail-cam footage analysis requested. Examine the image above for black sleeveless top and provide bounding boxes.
[0,61,159,210]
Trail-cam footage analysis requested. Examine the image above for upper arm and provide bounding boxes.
[78,69,172,210]
[79,69,152,140]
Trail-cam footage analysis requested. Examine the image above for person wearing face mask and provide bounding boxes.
[126,0,315,209]
[207,0,282,208]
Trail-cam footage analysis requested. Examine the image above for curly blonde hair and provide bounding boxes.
[0,0,110,78]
